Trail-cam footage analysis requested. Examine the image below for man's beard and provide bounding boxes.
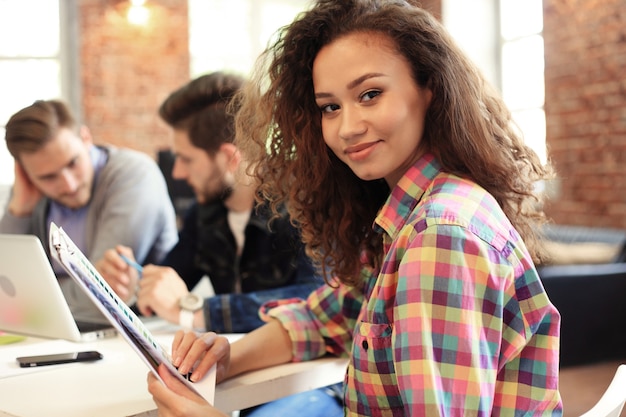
[201,183,233,205]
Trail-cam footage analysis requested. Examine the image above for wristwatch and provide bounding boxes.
[178,293,203,329]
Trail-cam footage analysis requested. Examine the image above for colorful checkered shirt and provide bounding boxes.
[262,153,562,416]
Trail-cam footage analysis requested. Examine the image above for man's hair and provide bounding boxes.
[159,72,245,155]
[5,100,77,160]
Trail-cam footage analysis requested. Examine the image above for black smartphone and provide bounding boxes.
[16,350,103,368]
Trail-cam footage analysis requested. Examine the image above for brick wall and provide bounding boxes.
[78,0,190,159]
[543,0,626,228]
[76,0,626,229]
[77,1,442,162]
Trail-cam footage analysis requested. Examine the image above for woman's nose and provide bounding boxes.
[338,106,367,140]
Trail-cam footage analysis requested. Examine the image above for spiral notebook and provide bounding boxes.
[48,222,215,403]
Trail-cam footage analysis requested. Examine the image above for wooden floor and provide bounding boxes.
[560,360,626,417]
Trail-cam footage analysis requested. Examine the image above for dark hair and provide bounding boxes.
[236,0,552,284]
[5,100,76,160]
[159,71,245,155]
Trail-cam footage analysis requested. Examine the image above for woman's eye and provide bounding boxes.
[320,103,340,113]
[361,90,381,102]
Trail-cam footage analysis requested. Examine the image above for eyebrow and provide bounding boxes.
[36,156,78,180]
[315,72,386,99]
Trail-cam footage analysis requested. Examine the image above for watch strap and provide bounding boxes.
[179,309,195,330]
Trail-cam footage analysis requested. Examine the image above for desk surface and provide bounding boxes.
[0,322,347,417]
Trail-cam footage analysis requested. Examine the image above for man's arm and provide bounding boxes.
[201,282,323,333]
[0,164,43,234]
[86,148,178,266]
[0,198,33,233]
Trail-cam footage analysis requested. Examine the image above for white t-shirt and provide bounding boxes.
[227,209,252,255]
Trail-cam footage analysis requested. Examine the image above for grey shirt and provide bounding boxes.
[0,146,179,322]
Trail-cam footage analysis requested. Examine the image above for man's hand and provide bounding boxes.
[7,163,43,217]
[95,245,140,303]
[136,266,190,323]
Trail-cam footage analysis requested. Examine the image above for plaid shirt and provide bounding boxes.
[262,154,562,416]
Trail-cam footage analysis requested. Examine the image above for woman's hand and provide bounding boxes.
[148,364,228,417]
[171,331,231,384]
[147,331,232,417]
[148,322,294,416]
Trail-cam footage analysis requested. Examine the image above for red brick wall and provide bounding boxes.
[76,0,442,159]
[420,0,442,19]
[76,1,626,230]
[78,0,190,158]
[543,0,626,228]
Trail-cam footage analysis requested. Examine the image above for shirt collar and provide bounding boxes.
[374,153,441,239]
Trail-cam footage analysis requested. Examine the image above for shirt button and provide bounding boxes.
[362,340,368,350]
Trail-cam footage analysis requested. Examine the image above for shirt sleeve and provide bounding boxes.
[0,188,33,234]
[202,281,323,333]
[392,223,561,416]
[262,278,366,361]
[0,208,31,234]
[86,151,178,266]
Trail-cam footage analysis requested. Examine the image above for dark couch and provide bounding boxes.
[537,225,626,367]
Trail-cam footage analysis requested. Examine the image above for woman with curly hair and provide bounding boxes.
[147,1,562,416]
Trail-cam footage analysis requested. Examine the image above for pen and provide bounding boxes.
[119,253,143,278]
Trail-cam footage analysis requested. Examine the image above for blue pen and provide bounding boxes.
[119,253,143,278]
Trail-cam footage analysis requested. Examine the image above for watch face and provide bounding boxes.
[179,293,203,311]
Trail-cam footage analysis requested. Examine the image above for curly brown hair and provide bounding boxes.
[235,0,552,286]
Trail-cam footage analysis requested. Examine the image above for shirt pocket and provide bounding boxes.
[348,321,404,414]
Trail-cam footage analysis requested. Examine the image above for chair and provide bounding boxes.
[580,364,626,417]
[540,263,626,366]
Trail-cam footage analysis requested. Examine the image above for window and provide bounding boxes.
[188,0,310,77]
[444,0,546,162]
[0,0,76,186]
[500,0,546,162]
[188,0,547,162]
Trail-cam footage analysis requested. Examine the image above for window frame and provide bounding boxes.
[0,0,78,186]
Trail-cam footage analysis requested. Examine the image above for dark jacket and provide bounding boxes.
[161,201,323,333]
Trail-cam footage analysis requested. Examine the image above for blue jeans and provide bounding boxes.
[239,385,343,417]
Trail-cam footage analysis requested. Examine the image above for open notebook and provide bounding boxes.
[48,222,215,403]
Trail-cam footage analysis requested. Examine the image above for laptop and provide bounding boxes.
[0,233,117,342]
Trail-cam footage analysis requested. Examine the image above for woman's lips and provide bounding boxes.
[345,140,380,161]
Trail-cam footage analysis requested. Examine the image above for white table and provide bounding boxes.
[0,323,347,417]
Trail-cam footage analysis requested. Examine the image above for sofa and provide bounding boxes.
[537,224,626,367]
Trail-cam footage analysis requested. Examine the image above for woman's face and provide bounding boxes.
[313,31,432,187]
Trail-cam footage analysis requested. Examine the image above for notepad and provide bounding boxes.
[48,222,216,403]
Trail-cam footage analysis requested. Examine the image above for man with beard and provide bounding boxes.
[0,99,178,323]
[96,72,324,334]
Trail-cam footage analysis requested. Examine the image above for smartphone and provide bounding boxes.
[16,350,103,368]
